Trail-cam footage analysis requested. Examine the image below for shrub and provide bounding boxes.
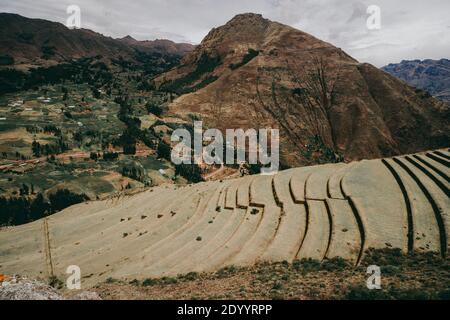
[0,54,14,66]
[142,278,158,286]
[175,163,204,183]
[157,141,171,160]
[322,257,352,271]
[103,152,119,161]
[345,285,391,300]
[180,272,199,281]
[120,161,147,182]
[105,277,117,284]
[146,103,163,117]
[48,276,64,289]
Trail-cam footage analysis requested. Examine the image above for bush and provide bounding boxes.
[142,278,158,286]
[292,258,322,272]
[48,276,64,289]
[157,141,171,160]
[146,103,163,117]
[175,163,204,183]
[105,277,117,284]
[0,54,14,66]
[0,191,76,226]
[103,152,119,161]
[345,285,391,300]
[322,257,352,271]
[179,272,199,281]
[120,161,147,182]
[48,189,89,213]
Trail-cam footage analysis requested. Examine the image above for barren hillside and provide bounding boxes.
[0,13,194,67]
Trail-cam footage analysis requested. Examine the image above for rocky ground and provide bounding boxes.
[0,276,100,300]
[93,249,449,300]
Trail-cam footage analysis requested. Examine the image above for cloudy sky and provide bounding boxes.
[2,0,449,66]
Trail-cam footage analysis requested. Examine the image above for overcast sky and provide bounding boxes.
[2,0,449,66]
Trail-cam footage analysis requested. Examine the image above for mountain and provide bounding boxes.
[382,59,450,102]
[155,13,449,167]
[117,35,194,56]
[0,13,194,67]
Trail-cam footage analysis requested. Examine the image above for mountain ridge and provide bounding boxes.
[0,12,194,67]
[382,58,450,102]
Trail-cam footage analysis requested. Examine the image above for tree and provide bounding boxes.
[32,140,41,157]
[123,142,136,155]
[91,86,101,99]
[62,86,69,101]
[157,141,171,160]
[48,189,88,213]
[146,103,163,117]
[30,193,49,221]
[103,152,119,161]
[175,164,204,183]
[289,56,339,140]
[20,184,29,196]
[90,152,99,161]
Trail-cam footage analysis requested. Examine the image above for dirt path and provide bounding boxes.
[42,218,54,278]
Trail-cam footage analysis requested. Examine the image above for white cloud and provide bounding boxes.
[2,0,449,66]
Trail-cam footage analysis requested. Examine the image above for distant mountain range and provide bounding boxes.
[0,13,194,68]
[382,59,450,102]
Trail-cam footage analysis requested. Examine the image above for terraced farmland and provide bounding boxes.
[0,149,449,287]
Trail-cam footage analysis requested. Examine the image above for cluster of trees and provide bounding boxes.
[120,161,147,183]
[0,189,88,226]
[146,102,163,117]
[157,141,171,160]
[116,94,161,155]
[103,151,119,161]
[26,125,62,136]
[89,151,119,161]
[160,52,222,94]
[175,164,203,183]
[229,48,260,70]
[43,125,62,136]
[0,54,14,66]
[1,151,28,161]
[134,51,182,77]
[0,57,113,94]
[19,183,34,196]
[32,138,69,157]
